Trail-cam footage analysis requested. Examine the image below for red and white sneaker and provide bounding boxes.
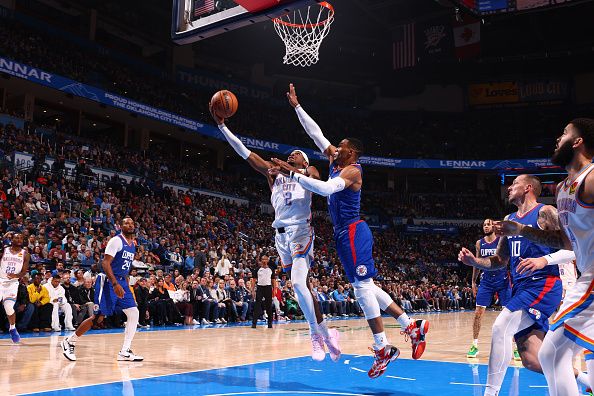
[311,334,326,361]
[324,328,341,362]
[368,345,400,379]
[401,319,429,360]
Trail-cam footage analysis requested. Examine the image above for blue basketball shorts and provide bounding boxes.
[334,220,377,283]
[94,274,136,316]
[509,275,562,340]
[476,279,512,307]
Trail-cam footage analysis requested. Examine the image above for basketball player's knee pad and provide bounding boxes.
[353,279,381,320]
[3,300,15,316]
[372,283,394,311]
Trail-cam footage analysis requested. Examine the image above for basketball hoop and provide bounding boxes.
[273,2,334,67]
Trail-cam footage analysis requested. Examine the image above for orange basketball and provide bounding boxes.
[210,90,238,119]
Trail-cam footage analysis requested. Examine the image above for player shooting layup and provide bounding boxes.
[209,104,341,362]
[271,84,428,379]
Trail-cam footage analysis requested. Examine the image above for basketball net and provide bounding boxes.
[273,2,334,67]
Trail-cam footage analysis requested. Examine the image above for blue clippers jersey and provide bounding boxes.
[507,204,559,283]
[328,162,362,229]
[110,234,136,278]
[479,237,508,284]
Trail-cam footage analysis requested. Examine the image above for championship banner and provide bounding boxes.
[416,16,454,63]
[0,57,557,171]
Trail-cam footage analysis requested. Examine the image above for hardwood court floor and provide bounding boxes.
[0,311,536,395]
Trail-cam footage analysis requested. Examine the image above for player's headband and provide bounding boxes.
[292,150,309,166]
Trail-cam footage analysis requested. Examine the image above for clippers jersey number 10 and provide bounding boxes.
[511,240,522,258]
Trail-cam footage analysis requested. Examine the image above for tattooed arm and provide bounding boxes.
[495,205,572,250]
[458,236,510,271]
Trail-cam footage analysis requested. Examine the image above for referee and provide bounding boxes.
[251,254,273,329]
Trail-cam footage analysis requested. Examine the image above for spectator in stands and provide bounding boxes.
[61,273,81,326]
[134,277,150,328]
[27,272,52,332]
[228,278,249,322]
[44,274,74,331]
[331,284,347,317]
[211,279,227,324]
[75,278,94,325]
[14,276,34,331]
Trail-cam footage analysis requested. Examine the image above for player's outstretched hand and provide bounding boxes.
[114,283,125,299]
[271,158,299,176]
[458,247,477,267]
[286,83,300,108]
[493,220,523,237]
[208,102,225,125]
[517,257,547,275]
[268,166,281,177]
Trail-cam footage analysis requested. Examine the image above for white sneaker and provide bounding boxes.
[192,319,199,325]
[201,319,209,325]
[52,327,62,332]
[117,349,144,361]
[61,338,77,361]
[220,318,227,324]
[215,319,222,324]
[324,328,342,362]
[65,327,75,331]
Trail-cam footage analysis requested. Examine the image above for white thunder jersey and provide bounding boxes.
[557,163,594,274]
[271,171,312,228]
[0,247,25,284]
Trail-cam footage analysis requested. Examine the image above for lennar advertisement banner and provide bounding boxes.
[1,57,554,171]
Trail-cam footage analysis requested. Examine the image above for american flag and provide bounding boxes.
[194,0,215,17]
[393,23,416,70]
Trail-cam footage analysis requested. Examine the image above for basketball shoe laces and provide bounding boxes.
[401,322,418,344]
[66,340,75,354]
[312,334,325,354]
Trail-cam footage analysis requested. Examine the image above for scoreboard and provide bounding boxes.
[454,0,578,15]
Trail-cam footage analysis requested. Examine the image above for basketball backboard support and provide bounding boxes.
[171,0,319,45]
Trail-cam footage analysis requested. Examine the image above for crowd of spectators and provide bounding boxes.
[0,120,488,333]
[0,17,576,160]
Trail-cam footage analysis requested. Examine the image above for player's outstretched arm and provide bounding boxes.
[286,83,336,162]
[494,205,571,250]
[210,103,273,185]
[458,236,510,271]
[271,159,359,197]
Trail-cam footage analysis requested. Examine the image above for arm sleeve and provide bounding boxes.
[105,237,123,257]
[294,106,332,153]
[544,250,576,265]
[291,171,346,197]
[218,124,251,160]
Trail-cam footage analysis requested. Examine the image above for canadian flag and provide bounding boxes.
[453,18,480,60]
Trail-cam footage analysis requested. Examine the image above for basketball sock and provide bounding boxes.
[396,313,411,329]
[9,324,15,330]
[317,320,330,339]
[68,333,79,344]
[121,307,139,352]
[373,331,388,350]
[291,257,319,335]
[473,339,479,347]
[485,308,535,396]
[539,327,581,396]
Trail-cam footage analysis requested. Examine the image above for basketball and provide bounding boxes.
[210,90,238,119]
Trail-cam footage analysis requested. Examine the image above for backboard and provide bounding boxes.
[172,0,319,44]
